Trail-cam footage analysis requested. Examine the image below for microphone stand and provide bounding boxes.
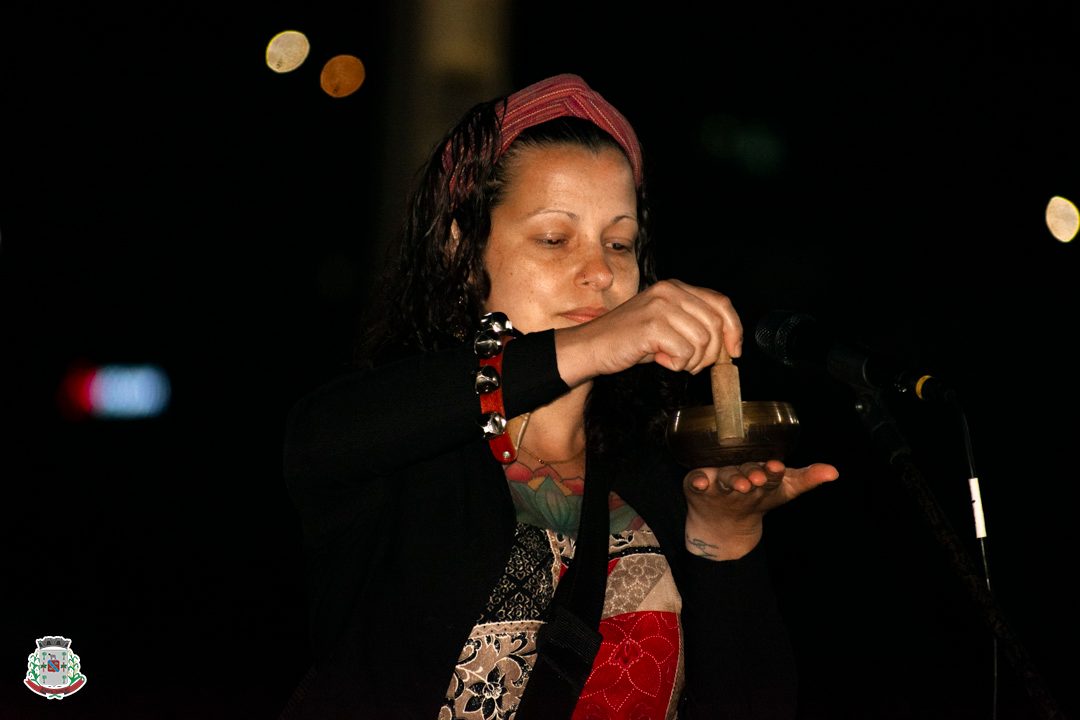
[851,388,1064,720]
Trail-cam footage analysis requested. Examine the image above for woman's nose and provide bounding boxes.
[576,247,614,289]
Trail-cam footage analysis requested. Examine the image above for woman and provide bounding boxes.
[282,73,838,719]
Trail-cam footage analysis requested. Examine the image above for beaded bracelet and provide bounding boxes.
[474,311,521,464]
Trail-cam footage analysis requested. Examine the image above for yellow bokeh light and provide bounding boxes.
[266,30,310,74]
[1046,196,1079,243]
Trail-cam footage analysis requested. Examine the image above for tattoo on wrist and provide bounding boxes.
[686,535,718,559]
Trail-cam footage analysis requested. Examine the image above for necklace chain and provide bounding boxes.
[515,412,585,466]
[517,441,585,466]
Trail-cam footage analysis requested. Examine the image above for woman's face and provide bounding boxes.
[482,143,640,334]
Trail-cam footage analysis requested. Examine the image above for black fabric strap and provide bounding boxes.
[515,455,612,719]
[277,664,317,719]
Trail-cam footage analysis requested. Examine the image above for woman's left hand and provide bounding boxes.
[682,460,839,560]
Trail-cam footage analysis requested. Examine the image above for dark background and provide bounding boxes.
[3,2,1078,718]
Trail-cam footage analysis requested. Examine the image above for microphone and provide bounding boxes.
[753,310,956,403]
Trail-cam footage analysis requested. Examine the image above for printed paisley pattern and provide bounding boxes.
[439,523,684,720]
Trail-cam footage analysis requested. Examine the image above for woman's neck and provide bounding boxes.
[509,383,589,460]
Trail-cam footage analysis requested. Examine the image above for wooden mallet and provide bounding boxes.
[710,346,745,442]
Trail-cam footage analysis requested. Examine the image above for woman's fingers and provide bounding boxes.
[690,459,796,496]
[554,279,744,385]
[633,280,741,374]
[665,279,742,363]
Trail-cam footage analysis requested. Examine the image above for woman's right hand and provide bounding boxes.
[554,279,743,387]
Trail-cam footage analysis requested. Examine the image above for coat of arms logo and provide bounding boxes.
[25,636,87,699]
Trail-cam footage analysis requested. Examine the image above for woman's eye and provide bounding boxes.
[608,240,635,252]
[538,236,566,247]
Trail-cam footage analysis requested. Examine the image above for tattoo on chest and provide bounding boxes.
[503,460,643,535]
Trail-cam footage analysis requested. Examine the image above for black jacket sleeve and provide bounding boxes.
[677,542,798,719]
[282,329,568,551]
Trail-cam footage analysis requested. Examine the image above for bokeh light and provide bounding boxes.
[1046,195,1078,243]
[320,54,366,98]
[60,364,172,420]
[266,30,311,73]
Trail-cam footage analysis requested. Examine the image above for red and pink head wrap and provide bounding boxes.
[496,73,643,187]
[443,74,644,199]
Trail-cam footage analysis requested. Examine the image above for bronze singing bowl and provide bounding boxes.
[666,401,800,468]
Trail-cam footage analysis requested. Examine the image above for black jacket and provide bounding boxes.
[282,329,797,719]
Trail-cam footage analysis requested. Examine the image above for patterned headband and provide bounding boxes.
[496,73,643,188]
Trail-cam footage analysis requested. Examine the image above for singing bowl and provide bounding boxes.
[666,401,800,468]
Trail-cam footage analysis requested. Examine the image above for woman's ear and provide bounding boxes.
[449,219,462,255]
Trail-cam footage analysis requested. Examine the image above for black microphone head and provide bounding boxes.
[755,310,955,401]
[753,310,827,371]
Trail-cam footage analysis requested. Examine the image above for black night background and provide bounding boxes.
[2,2,1078,718]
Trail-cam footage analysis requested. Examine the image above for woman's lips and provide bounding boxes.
[560,308,606,324]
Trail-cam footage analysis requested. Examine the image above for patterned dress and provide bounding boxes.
[440,515,685,720]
